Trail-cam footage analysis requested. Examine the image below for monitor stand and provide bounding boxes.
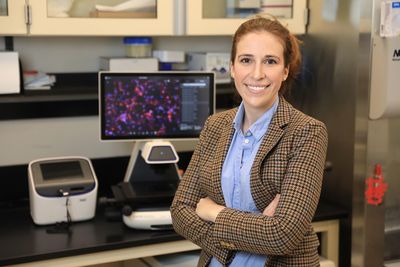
[119,141,181,230]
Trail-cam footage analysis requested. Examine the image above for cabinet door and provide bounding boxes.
[186,0,307,35]
[28,0,175,36]
[0,0,27,35]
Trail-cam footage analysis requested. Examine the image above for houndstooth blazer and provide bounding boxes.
[171,97,328,267]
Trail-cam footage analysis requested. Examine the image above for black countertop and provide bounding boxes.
[0,201,348,266]
[0,206,181,266]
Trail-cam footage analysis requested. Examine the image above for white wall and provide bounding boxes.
[0,116,130,166]
[1,36,231,166]
[0,116,199,166]
[13,36,232,72]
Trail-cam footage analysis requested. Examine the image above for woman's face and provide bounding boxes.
[231,31,289,115]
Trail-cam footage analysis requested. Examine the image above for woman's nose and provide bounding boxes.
[251,62,265,79]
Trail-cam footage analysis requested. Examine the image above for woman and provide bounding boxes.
[171,16,328,267]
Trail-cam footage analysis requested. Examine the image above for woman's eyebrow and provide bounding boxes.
[237,54,280,59]
[264,55,280,59]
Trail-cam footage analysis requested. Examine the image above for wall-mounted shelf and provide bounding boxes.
[0,73,236,120]
[0,73,99,120]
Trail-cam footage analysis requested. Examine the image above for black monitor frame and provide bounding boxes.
[98,71,215,141]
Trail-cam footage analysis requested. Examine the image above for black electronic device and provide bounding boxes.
[99,71,215,141]
[98,71,215,229]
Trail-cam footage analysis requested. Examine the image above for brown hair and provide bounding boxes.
[231,16,302,95]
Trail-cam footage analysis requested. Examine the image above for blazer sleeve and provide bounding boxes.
[212,120,328,256]
[170,117,232,264]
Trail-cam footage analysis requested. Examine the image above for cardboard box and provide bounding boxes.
[187,52,231,84]
[100,57,158,71]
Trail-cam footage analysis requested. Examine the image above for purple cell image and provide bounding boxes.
[104,78,181,137]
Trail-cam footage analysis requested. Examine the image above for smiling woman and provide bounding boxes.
[230,30,289,130]
[171,16,328,267]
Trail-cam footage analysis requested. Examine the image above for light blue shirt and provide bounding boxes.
[209,99,279,267]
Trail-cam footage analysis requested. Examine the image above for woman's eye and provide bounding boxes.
[239,57,252,64]
[265,58,277,64]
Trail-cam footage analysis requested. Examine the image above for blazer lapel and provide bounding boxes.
[250,97,291,209]
[211,109,236,206]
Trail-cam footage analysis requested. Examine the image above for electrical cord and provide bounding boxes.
[46,190,72,234]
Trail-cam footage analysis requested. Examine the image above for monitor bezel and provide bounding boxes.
[98,71,216,142]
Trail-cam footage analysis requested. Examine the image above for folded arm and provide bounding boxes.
[211,121,328,255]
[170,118,232,264]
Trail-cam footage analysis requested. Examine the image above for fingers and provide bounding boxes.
[196,197,225,222]
[263,194,281,216]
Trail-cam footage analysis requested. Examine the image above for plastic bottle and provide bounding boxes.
[123,37,152,58]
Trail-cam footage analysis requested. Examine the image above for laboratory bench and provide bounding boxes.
[0,156,348,267]
[0,73,347,266]
[0,200,348,267]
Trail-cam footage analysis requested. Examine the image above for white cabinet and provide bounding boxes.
[0,0,308,36]
[0,0,27,35]
[0,0,175,36]
[29,0,175,36]
[186,0,308,35]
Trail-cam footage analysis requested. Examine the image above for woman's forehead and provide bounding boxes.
[236,31,285,56]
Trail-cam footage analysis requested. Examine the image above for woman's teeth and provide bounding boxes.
[247,85,268,91]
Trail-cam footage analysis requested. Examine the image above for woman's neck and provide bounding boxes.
[241,99,277,133]
[242,107,264,133]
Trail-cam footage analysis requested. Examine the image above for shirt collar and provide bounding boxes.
[233,98,279,141]
[233,103,244,132]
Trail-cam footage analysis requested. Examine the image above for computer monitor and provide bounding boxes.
[99,71,215,141]
[98,71,215,217]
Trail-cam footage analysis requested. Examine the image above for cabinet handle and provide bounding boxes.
[24,2,32,27]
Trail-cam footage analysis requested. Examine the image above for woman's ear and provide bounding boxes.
[230,61,235,79]
[283,66,289,81]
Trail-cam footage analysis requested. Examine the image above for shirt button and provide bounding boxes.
[245,132,251,137]
[244,139,249,144]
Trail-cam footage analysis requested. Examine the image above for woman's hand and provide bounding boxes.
[263,194,280,216]
[196,197,225,223]
[196,194,279,222]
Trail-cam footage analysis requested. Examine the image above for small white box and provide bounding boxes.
[0,52,20,94]
[153,50,185,63]
[187,52,231,83]
[100,57,158,71]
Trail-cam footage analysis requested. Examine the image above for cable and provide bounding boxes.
[46,190,72,234]
[65,196,72,226]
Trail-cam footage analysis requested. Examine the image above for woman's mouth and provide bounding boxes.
[246,84,270,92]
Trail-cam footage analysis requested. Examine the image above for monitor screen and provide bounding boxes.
[99,71,215,140]
[40,161,84,180]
